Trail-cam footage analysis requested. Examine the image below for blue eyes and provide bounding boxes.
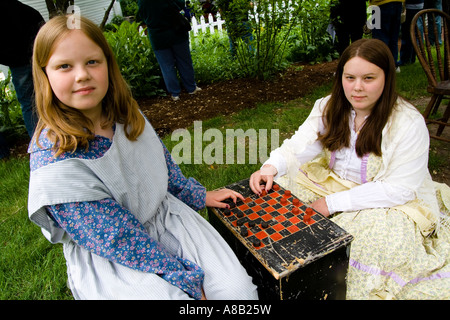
[57,60,99,70]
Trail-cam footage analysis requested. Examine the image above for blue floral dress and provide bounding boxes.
[28,123,257,300]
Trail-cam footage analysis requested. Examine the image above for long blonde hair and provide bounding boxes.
[32,15,145,155]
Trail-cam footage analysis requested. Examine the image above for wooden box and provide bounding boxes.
[208,178,353,300]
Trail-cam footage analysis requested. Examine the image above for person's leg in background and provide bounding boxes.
[10,64,37,138]
[172,38,198,94]
[153,47,182,100]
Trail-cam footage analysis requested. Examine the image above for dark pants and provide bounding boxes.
[400,8,422,65]
[371,2,403,65]
[10,63,37,137]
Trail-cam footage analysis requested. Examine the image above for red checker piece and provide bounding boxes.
[283,190,291,198]
[303,215,314,225]
[292,207,300,215]
[292,198,301,206]
[272,184,280,191]
[280,198,288,205]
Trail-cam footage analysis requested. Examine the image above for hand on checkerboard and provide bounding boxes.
[249,164,278,195]
[310,197,330,217]
[205,188,245,209]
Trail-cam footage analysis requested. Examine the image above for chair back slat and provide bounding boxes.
[444,17,450,79]
[431,13,445,81]
[410,9,450,142]
[411,9,450,85]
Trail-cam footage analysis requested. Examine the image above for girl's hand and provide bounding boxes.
[309,197,330,217]
[249,164,277,195]
[205,188,244,208]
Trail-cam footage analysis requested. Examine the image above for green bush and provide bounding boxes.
[222,0,335,79]
[104,21,164,97]
[0,71,26,140]
[190,32,242,84]
[286,0,337,63]
[228,0,301,80]
[118,0,139,17]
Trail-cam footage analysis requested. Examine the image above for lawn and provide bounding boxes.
[0,60,447,300]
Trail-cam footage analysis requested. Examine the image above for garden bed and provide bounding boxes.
[137,60,338,137]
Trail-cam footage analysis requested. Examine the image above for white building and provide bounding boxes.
[17,0,123,24]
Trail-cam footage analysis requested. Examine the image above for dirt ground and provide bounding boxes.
[7,59,449,185]
[137,60,338,137]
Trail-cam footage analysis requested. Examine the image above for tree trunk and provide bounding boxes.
[45,0,74,19]
[100,0,117,30]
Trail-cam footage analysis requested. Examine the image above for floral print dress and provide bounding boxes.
[28,123,257,300]
[277,149,450,299]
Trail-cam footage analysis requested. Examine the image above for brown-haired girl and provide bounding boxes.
[250,38,450,299]
[28,15,257,300]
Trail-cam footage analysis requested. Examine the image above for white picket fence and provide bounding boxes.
[188,1,297,36]
[190,13,226,35]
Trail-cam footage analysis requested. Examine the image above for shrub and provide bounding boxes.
[190,32,242,84]
[104,21,164,97]
[0,71,26,140]
[285,0,337,63]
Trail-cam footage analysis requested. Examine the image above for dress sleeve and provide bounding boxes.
[46,198,204,299]
[161,141,207,211]
[263,97,327,178]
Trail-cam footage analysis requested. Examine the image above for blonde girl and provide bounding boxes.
[28,15,257,300]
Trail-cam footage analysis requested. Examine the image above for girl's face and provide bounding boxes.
[45,30,109,120]
[342,56,385,116]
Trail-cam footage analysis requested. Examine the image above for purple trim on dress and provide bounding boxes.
[360,154,369,184]
[350,258,450,288]
[329,151,336,169]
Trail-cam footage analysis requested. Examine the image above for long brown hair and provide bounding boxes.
[32,15,145,156]
[318,38,398,157]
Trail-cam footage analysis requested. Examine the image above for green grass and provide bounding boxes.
[0,60,446,299]
[397,61,429,101]
[0,159,71,299]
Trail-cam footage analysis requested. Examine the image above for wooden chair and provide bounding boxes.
[411,9,450,142]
